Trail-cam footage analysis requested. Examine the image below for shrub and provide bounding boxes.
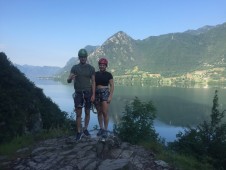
[114,97,158,144]
[168,90,226,169]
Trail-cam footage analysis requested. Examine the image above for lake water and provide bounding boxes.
[33,79,226,143]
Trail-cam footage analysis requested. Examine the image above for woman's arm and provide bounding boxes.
[108,79,114,103]
[91,74,96,102]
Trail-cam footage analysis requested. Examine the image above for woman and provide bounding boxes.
[95,58,114,138]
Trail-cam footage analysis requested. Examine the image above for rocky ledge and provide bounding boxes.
[1,131,173,170]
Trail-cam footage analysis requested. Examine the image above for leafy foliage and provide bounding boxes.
[114,97,158,144]
[168,90,226,169]
[58,22,226,78]
[0,52,70,143]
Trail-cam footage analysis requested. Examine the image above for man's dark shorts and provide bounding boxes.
[73,90,92,109]
[95,88,110,103]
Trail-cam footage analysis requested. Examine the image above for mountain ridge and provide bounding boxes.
[0,52,68,143]
[15,64,61,79]
[16,22,226,83]
[83,22,225,77]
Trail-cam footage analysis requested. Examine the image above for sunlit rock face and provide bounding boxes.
[5,131,171,170]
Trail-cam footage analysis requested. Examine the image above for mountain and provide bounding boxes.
[91,22,226,76]
[84,45,100,54]
[56,46,99,81]
[89,31,139,75]
[58,22,226,80]
[184,25,216,35]
[0,52,68,143]
[15,64,61,80]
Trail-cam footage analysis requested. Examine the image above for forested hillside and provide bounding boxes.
[0,52,68,143]
[90,22,226,76]
[57,22,226,80]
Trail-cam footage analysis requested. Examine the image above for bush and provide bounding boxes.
[114,97,158,144]
[168,90,226,169]
[0,52,70,144]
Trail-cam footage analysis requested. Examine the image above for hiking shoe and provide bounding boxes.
[76,132,83,141]
[102,130,108,138]
[83,129,90,137]
[97,129,103,136]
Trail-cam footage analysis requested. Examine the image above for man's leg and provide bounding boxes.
[74,91,83,134]
[84,90,91,130]
[83,90,92,136]
[84,108,90,130]
[75,107,82,133]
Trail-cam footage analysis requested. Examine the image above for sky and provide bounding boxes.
[0,0,226,67]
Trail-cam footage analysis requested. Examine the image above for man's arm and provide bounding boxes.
[67,73,75,83]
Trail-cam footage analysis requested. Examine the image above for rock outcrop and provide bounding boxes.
[2,131,172,170]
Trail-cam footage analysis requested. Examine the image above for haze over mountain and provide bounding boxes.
[15,64,61,80]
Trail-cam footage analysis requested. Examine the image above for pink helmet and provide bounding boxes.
[98,58,108,66]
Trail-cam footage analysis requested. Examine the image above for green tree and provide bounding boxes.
[169,90,226,169]
[0,52,70,143]
[114,97,158,144]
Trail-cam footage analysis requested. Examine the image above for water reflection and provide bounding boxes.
[108,86,226,127]
[35,79,226,142]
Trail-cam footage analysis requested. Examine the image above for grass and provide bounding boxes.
[140,140,213,170]
[0,128,74,170]
[0,128,215,170]
[0,135,34,156]
[157,150,213,170]
[0,128,73,156]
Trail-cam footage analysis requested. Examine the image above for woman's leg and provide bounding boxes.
[95,102,103,129]
[102,101,109,131]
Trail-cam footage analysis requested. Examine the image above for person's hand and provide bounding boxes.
[70,74,76,80]
[91,95,95,102]
[67,74,76,83]
[107,97,112,104]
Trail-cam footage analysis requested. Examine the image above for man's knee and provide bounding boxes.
[75,106,82,112]
[84,108,90,115]
[76,114,82,118]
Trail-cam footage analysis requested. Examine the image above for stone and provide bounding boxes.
[1,130,173,170]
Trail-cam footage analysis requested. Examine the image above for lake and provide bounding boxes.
[33,79,226,143]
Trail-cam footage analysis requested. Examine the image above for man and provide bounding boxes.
[67,49,95,141]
